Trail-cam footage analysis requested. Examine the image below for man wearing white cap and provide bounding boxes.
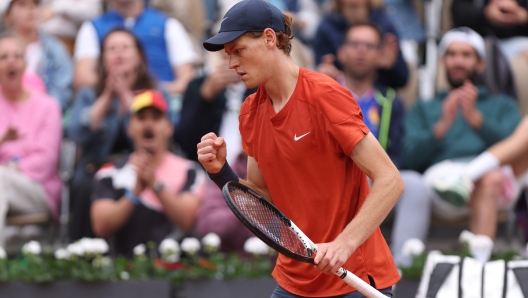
[401,27,521,240]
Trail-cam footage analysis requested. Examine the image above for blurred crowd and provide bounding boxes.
[0,0,528,268]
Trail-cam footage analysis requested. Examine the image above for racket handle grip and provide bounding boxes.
[334,268,388,298]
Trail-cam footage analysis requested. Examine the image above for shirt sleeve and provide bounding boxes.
[323,86,370,156]
[92,169,123,202]
[74,21,100,60]
[165,18,197,67]
[181,162,207,198]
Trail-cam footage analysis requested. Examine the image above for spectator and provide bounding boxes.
[314,0,409,88]
[383,0,426,65]
[401,28,521,239]
[0,34,61,243]
[432,116,528,223]
[148,0,206,63]
[337,22,431,266]
[68,28,159,240]
[452,0,528,59]
[2,0,73,112]
[91,90,205,257]
[38,0,103,54]
[175,51,257,164]
[74,0,196,95]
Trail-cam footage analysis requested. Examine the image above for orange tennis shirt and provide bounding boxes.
[239,68,400,297]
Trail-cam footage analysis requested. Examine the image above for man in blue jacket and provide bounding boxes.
[336,22,431,267]
[74,0,197,95]
[402,27,521,240]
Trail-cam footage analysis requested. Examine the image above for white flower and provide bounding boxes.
[79,238,95,254]
[201,233,221,252]
[0,247,6,259]
[66,242,85,256]
[181,238,201,255]
[244,237,270,255]
[120,271,130,280]
[77,238,108,255]
[22,241,42,255]
[459,230,474,244]
[401,238,425,257]
[54,248,70,260]
[133,244,146,256]
[469,234,494,264]
[159,238,180,255]
[92,238,109,255]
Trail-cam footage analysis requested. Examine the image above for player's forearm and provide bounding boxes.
[158,191,201,232]
[338,170,403,250]
[240,179,273,203]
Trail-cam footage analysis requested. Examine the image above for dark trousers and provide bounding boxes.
[270,285,393,298]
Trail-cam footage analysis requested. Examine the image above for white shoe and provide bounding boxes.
[433,175,474,207]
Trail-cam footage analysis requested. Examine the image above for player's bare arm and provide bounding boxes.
[197,132,272,202]
[244,156,272,203]
[314,133,404,275]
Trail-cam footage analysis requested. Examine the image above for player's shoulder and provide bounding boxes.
[297,68,360,124]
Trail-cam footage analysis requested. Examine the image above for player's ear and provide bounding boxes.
[263,28,277,49]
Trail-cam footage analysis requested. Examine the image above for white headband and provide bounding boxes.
[438,27,486,60]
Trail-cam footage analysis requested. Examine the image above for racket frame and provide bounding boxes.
[222,181,315,263]
[222,181,389,298]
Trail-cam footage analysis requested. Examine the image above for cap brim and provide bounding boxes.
[203,30,247,51]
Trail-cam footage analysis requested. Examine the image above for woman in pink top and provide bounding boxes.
[0,34,62,242]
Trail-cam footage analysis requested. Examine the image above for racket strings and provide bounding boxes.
[230,188,309,257]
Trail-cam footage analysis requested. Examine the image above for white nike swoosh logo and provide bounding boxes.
[294,132,311,141]
[221,17,228,23]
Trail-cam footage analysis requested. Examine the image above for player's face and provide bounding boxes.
[224,34,269,89]
[0,38,26,88]
[128,108,172,153]
[5,0,39,32]
[443,42,483,88]
[103,31,142,76]
[340,26,380,80]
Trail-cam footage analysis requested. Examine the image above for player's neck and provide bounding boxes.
[264,59,299,113]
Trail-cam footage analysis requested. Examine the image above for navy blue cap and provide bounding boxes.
[203,0,286,52]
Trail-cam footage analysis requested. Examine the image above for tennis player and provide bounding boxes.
[197,1,404,297]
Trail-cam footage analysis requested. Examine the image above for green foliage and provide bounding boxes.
[0,252,274,285]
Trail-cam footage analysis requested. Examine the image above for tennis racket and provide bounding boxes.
[222,181,388,298]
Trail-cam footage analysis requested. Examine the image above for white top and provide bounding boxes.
[74,16,197,77]
[25,41,43,74]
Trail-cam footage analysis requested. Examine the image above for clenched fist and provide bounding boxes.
[197,132,227,174]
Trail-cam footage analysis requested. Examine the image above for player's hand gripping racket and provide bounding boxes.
[222,182,388,298]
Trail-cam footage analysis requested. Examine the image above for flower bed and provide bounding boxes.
[0,234,275,285]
